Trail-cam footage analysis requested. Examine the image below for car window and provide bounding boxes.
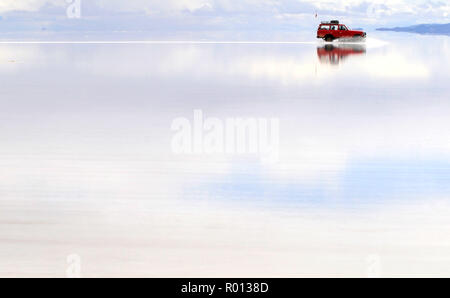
[339,25,347,30]
[319,25,329,30]
[330,26,336,30]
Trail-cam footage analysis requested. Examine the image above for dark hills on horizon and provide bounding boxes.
[377,23,450,35]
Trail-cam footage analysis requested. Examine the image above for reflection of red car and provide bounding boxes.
[317,44,366,65]
[317,20,366,42]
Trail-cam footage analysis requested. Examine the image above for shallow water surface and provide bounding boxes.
[0,32,449,277]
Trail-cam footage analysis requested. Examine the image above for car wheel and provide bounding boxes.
[325,36,333,42]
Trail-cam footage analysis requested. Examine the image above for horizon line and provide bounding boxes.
[0,40,320,45]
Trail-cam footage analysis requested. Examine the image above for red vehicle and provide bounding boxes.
[317,20,366,41]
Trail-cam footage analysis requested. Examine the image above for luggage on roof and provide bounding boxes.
[321,20,339,24]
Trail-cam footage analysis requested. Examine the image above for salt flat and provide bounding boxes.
[1,32,449,277]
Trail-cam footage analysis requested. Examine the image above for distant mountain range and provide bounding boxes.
[376,23,450,35]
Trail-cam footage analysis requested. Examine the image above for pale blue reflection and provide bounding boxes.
[201,159,450,209]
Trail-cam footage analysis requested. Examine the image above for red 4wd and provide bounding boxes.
[317,20,366,41]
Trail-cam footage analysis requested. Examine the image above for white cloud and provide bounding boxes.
[0,0,63,13]
[0,0,448,30]
[94,0,211,14]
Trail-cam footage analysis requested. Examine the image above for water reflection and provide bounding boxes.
[1,33,450,277]
[317,44,366,65]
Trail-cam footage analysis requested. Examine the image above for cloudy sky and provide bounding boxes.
[0,0,448,32]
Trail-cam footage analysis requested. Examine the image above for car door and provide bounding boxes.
[338,25,348,38]
[329,25,338,38]
[318,24,330,38]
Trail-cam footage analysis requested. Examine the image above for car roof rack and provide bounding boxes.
[320,20,340,24]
